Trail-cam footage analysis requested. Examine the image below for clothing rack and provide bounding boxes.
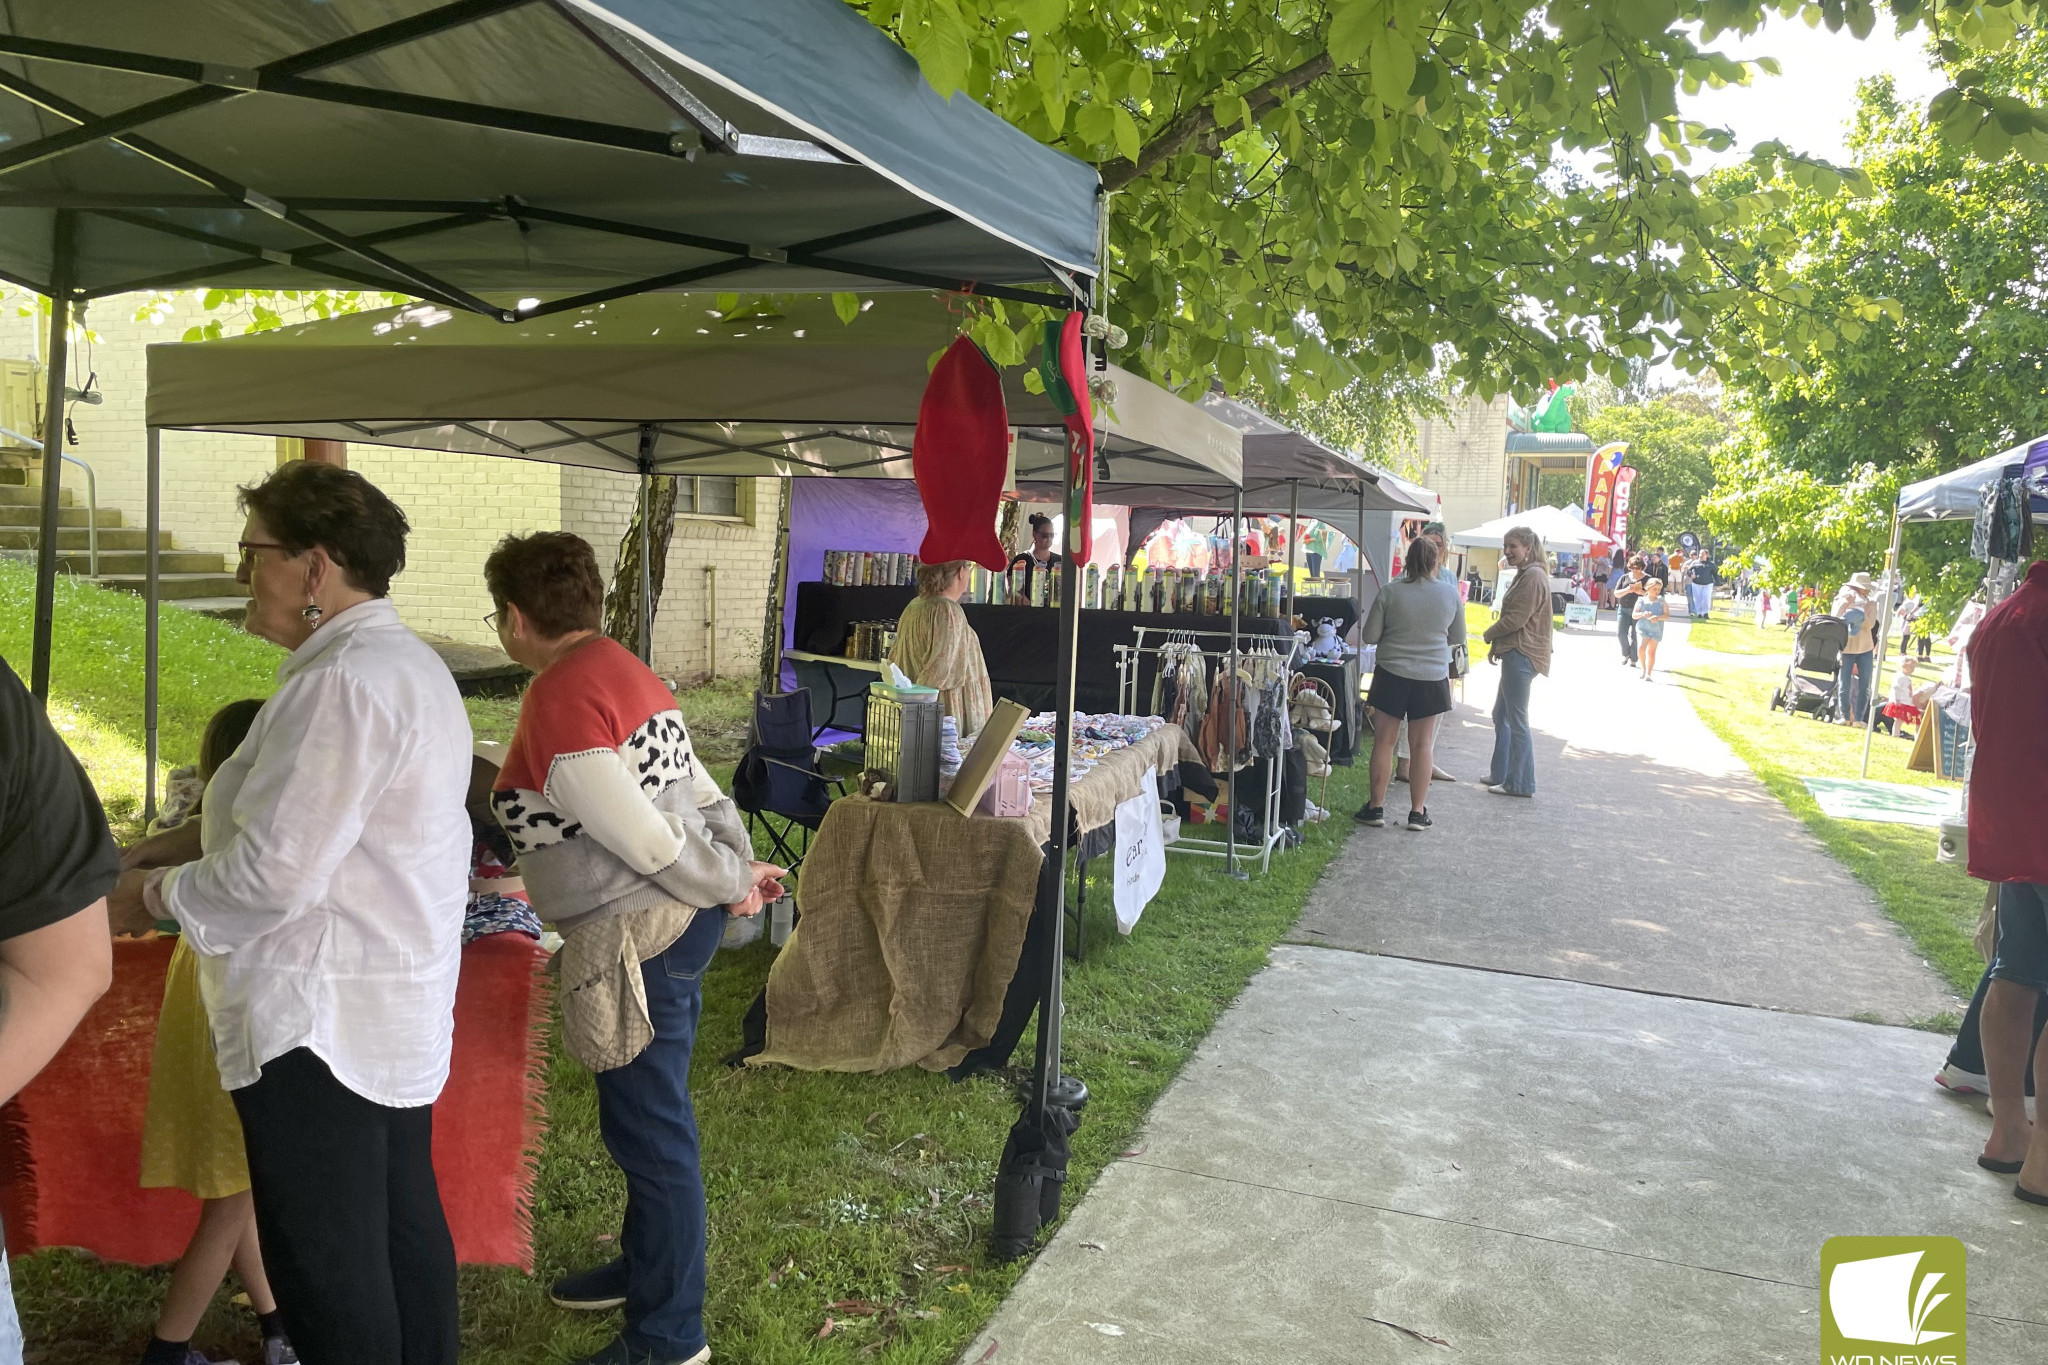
[1113,625,1303,874]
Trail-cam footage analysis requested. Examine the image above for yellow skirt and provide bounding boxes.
[138,936,250,1200]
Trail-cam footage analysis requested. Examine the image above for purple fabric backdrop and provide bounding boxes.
[781,480,929,660]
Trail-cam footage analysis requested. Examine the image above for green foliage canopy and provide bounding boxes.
[1703,26,2048,619]
[857,0,2048,408]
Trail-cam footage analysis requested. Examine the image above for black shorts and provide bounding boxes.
[1367,667,1453,721]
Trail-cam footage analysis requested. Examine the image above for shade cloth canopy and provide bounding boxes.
[1015,389,1428,515]
[0,0,1098,311]
[1451,505,1611,552]
[145,291,1241,486]
[1897,436,2048,522]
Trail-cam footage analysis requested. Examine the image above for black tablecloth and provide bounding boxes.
[1298,656,1362,764]
[1293,594,1359,637]
[791,581,1293,715]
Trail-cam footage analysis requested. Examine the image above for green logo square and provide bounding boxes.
[1822,1236,1966,1363]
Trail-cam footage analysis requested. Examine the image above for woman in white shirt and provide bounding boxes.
[110,460,471,1365]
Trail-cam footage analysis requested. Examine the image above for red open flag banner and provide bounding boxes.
[1611,467,1639,544]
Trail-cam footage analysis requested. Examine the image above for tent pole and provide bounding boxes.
[1355,485,1367,605]
[635,425,655,666]
[29,209,73,702]
[145,426,161,822]
[1860,509,1904,778]
[1286,478,1299,618]
[1223,487,1244,880]
[1032,426,1083,1115]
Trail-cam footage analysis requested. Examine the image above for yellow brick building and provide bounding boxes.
[0,291,780,683]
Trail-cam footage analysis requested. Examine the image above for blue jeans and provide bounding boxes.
[1949,959,2048,1080]
[1990,883,2048,994]
[1487,649,1537,796]
[593,907,727,1358]
[1838,650,1874,723]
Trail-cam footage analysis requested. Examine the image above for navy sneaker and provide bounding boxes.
[550,1257,628,1311]
[1405,809,1432,831]
[1353,804,1385,826]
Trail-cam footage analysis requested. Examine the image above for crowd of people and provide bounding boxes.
[1,461,781,1365]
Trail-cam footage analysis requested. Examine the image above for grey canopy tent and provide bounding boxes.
[146,287,1240,1227]
[148,292,1237,485]
[1,0,1100,698]
[1897,437,2048,523]
[1020,389,1430,619]
[1858,433,2048,775]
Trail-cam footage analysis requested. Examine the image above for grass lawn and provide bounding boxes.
[1687,611,1791,657]
[1672,654,1981,1003]
[13,566,1375,1365]
[0,561,758,836]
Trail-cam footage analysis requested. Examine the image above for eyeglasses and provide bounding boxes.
[482,609,504,631]
[236,540,288,572]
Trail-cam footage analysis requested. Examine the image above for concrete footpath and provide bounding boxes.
[966,615,2033,1364]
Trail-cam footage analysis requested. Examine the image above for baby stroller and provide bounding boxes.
[1768,614,1849,719]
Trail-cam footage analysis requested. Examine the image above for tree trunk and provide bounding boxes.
[604,473,679,662]
[757,478,792,696]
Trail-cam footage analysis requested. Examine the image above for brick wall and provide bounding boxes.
[349,445,561,647]
[0,293,278,559]
[0,290,780,665]
[564,466,781,683]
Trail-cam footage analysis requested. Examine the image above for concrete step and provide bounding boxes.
[171,597,250,623]
[0,505,123,529]
[0,483,76,508]
[97,573,248,602]
[49,549,226,576]
[0,526,171,551]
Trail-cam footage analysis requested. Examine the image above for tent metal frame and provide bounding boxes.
[13,0,1097,698]
[0,6,1075,316]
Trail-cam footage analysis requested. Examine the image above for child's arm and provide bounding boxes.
[120,819,203,871]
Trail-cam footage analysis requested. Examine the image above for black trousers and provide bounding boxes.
[231,1048,460,1365]
[1615,601,1638,661]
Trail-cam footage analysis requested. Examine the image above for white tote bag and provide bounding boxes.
[1112,770,1168,935]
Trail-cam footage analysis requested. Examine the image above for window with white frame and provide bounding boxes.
[675,475,744,520]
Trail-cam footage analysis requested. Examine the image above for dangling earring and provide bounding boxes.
[301,601,325,626]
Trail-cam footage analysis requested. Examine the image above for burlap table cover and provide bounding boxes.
[1027,722,1203,847]
[755,722,1195,1073]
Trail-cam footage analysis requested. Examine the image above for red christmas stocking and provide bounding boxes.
[913,335,1011,571]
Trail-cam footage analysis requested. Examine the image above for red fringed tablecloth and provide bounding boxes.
[0,933,551,1270]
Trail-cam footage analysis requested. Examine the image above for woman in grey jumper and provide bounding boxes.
[1355,536,1464,831]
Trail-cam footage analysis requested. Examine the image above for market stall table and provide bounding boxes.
[0,933,550,1269]
[749,721,1202,1074]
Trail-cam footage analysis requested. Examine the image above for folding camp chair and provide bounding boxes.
[732,687,842,882]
